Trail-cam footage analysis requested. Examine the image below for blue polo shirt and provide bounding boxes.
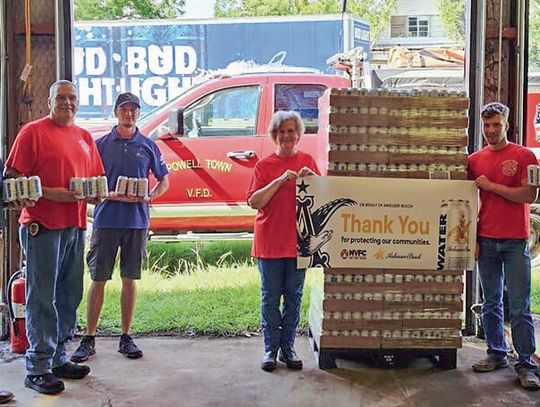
[93,126,168,229]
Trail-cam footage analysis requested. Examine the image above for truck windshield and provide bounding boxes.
[137,81,205,128]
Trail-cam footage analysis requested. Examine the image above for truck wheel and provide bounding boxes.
[529,204,540,267]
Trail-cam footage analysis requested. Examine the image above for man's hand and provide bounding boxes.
[106,192,147,203]
[475,175,495,192]
[43,187,79,202]
[7,199,35,210]
[86,197,103,205]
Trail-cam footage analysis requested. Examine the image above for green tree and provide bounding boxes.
[215,0,397,43]
[75,0,185,20]
[437,0,465,43]
[531,0,540,68]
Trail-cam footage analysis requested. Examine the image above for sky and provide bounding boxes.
[183,0,216,19]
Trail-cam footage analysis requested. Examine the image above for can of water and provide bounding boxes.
[27,175,43,201]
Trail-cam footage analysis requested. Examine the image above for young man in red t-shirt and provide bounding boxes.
[5,80,104,395]
[468,102,540,390]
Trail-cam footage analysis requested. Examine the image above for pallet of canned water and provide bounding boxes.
[69,176,109,199]
[3,176,43,202]
[114,176,149,198]
[308,267,463,369]
[323,88,469,180]
[327,88,469,129]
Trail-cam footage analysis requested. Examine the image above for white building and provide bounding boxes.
[372,0,460,68]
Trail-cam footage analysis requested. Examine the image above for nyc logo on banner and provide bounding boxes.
[296,176,478,270]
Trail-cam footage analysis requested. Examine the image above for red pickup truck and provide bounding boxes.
[90,71,349,234]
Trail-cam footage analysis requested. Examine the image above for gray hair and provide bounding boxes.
[49,80,77,98]
[268,110,305,142]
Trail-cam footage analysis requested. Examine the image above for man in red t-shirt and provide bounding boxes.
[5,80,104,395]
[468,102,540,390]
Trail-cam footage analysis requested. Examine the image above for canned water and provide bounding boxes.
[85,177,97,198]
[70,177,85,199]
[441,199,472,270]
[137,178,148,198]
[3,178,17,202]
[28,175,42,201]
[527,164,540,186]
[115,176,128,195]
[96,176,109,198]
[126,177,138,196]
[15,177,29,199]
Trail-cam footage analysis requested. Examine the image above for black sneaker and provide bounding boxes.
[118,334,143,359]
[52,362,91,379]
[71,335,96,363]
[25,373,65,395]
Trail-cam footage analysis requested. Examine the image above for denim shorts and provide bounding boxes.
[86,228,148,281]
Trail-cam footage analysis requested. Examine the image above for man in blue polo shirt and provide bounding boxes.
[71,92,169,361]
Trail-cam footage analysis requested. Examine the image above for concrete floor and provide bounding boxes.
[1,336,540,407]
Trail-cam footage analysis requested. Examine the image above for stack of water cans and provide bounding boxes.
[4,176,42,202]
[115,176,148,198]
[69,176,109,199]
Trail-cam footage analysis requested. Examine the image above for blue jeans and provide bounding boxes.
[19,225,85,375]
[257,258,306,352]
[477,237,537,372]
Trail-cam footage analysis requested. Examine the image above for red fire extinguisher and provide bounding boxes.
[7,270,29,353]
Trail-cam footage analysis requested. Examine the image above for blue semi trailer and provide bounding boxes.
[74,13,370,119]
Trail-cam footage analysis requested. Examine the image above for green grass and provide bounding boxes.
[145,240,254,276]
[77,265,322,336]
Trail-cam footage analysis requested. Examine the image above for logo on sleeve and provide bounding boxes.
[79,140,90,156]
[501,160,518,176]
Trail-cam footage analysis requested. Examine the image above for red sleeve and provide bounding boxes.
[5,124,36,175]
[85,133,105,176]
[247,162,266,200]
[519,147,538,182]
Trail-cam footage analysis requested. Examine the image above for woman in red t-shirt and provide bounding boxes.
[247,110,319,372]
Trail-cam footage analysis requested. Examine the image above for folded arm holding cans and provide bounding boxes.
[475,174,537,204]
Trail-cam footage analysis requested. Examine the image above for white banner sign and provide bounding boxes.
[296,176,478,270]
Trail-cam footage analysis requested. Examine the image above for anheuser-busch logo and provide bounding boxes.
[341,248,367,260]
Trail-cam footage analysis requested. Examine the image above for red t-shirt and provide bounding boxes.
[6,117,104,229]
[468,142,537,239]
[247,151,319,258]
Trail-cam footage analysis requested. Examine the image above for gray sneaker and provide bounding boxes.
[517,370,540,390]
[472,355,509,372]
[71,335,96,363]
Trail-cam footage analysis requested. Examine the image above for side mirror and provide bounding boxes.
[169,107,184,137]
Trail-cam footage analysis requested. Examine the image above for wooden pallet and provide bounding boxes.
[308,268,463,370]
